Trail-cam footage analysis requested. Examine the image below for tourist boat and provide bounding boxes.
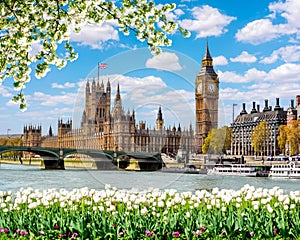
[207,164,257,177]
[269,162,300,179]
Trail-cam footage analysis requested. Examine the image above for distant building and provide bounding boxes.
[23,43,219,155]
[26,82,194,154]
[230,97,300,156]
[23,125,42,147]
[0,134,23,139]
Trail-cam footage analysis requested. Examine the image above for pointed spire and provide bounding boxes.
[157,106,163,121]
[92,78,96,91]
[116,82,121,101]
[203,38,212,60]
[199,39,216,75]
[49,125,53,136]
[106,78,111,92]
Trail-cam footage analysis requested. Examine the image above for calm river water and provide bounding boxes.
[0,164,299,193]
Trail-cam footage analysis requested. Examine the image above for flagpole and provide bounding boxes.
[233,104,234,123]
[7,128,11,138]
[97,62,99,81]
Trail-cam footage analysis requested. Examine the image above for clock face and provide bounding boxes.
[208,83,217,93]
[197,83,202,93]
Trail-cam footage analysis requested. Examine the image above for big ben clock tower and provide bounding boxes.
[195,41,219,152]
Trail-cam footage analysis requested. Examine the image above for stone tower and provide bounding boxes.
[23,125,42,147]
[195,40,219,152]
[156,106,164,131]
[58,119,72,137]
[81,79,111,134]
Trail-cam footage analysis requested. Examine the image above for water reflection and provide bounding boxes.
[0,164,299,193]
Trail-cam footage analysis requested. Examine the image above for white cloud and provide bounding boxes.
[244,68,267,81]
[265,63,300,83]
[260,54,279,64]
[73,73,194,128]
[220,81,300,109]
[218,68,267,83]
[32,92,78,106]
[125,88,194,127]
[230,51,257,63]
[236,0,300,45]
[269,0,300,28]
[0,86,13,98]
[218,71,248,83]
[52,82,76,89]
[179,5,236,38]
[213,56,228,66]
[174,9,185,16]
[260,45,300,64]
[247,83,273,90]
[116,74,166,87]
[235,19,281,45]
[145,52,182,71]
[15,107,73,118]
[70,21,119,49]
[220,61,300,86]
[6,100,18,107]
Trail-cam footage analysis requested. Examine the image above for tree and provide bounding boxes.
[0,0,190,110]
[278,120,300,155]
[251,120,269,156]
[277,125,288,154]
[0,137,23,159]
[202,126,232,154]
[202,131,211,154]
[223,126,232,153]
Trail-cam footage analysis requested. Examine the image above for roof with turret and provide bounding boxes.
[198,40,217,76]
[233,98,287,126]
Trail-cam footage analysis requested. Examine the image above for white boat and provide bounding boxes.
[269,162,300,179]
[207,164,257,177]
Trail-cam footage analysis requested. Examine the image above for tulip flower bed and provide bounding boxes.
[0,184,300,239]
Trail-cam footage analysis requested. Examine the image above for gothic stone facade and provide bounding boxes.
[195,41,219,153]
[26,81,194,154]
[24,43,219,155]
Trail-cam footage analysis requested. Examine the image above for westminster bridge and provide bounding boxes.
[0,146,163,170]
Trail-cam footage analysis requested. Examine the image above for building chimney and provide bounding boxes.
[296,95,300,106]
[274,97,281,111]
[251,101,257,114]
[240,103,247,115]
[291,99,294,108]
[263,99,269,112]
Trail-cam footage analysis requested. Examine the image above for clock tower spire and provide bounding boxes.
[195,40,219,153]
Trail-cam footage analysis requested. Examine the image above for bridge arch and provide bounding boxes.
[62,149,114,161]
[0,146,59,158]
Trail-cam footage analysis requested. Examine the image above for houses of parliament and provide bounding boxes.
[23,43,220,155]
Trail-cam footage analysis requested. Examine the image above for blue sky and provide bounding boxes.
[1,0,300,135]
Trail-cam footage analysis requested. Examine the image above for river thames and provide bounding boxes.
[1,164,299,193]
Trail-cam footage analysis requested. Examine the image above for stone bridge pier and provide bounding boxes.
[40,150,65,170]
[41,156,65,170]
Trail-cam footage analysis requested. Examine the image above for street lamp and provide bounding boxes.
[182,145,187,167]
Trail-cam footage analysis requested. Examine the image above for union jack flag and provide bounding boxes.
[98,63,108,69]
